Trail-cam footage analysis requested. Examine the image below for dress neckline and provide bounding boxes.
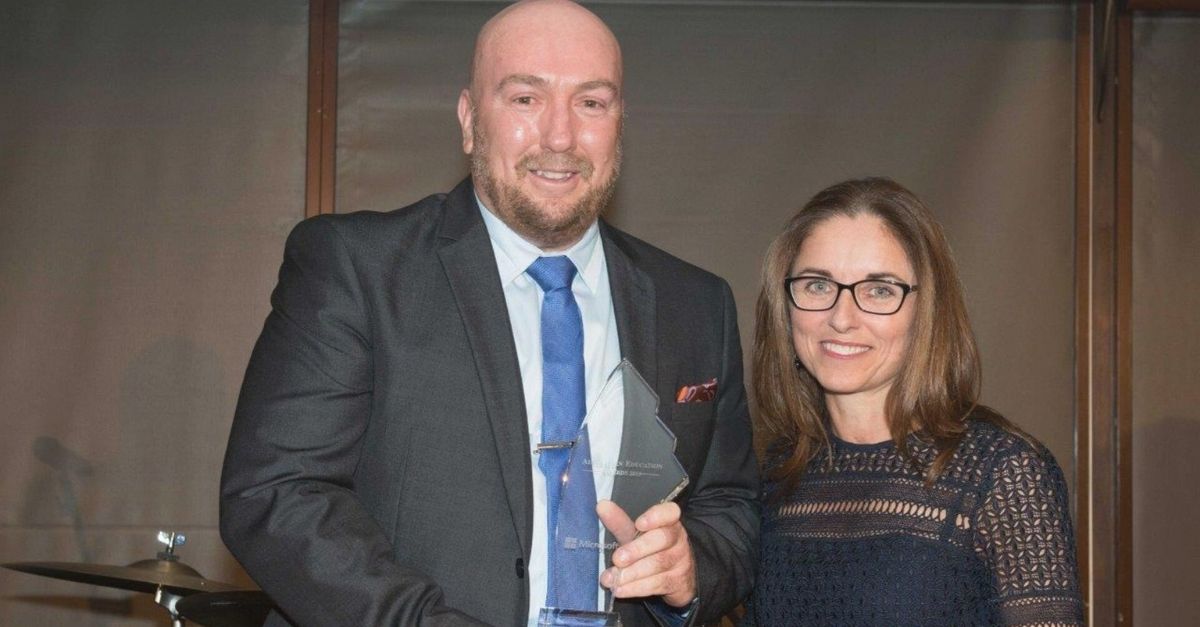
[830,431,894,453]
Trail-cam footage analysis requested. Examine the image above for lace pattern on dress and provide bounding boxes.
[748,418,1083,627]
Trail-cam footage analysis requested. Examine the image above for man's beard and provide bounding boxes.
[471,121,621,250]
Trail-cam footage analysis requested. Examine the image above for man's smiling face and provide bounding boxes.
[457,0,624,251]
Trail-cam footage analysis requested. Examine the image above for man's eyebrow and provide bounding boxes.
[494,75,620,97]
[577,79,620,95]
[496,74,548,91]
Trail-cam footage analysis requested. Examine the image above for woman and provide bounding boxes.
[744,178,1082,626]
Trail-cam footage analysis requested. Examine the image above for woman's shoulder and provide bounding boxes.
[944,407,1066,487]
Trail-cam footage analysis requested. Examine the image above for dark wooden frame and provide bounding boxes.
[305,0,339,218]
[1128,0,1200,10]
[1078,1,1146,623]
[1115,10,1134,625]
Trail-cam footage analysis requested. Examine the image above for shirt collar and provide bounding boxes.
[476,192,604,292]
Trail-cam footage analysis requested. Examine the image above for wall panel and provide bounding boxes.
[0,2,309,624]
[1131,14,1200,626]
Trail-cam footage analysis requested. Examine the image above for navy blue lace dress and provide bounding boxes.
[743,418,1083,626]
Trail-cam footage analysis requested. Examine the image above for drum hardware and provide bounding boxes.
[3,530,273,626]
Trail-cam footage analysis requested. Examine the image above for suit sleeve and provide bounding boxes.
[679,281,760,623]
[219,217,488,626]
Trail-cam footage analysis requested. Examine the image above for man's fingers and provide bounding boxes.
[596,499,637,544]
[605,546,693,602]
[634,501,681,533]
[607,536,678,582]
[611,526,675,568]
[599,500,696,606]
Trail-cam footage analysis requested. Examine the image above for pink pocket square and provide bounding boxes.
[675,378,717,403]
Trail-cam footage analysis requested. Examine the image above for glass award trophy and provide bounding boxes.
[537,360,690,626]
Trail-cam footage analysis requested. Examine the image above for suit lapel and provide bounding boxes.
[600,222,658,563]
[437,180,532,556]
[601,222,656,388]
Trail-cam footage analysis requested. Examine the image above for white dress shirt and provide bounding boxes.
[476,198,624,625]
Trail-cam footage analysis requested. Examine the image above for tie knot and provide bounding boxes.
[526,256,577,293]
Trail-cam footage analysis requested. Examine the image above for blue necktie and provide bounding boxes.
[527,256,598,611]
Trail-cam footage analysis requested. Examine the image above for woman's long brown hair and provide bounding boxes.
[753,178,1024,495]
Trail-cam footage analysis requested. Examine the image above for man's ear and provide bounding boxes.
[457,89,474,154]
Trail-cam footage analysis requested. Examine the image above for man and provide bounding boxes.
[219,1,758,625]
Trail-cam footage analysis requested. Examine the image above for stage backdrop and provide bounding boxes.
[1132,14,1200,626]
[0,1,308,625]
[2,1,1083,625]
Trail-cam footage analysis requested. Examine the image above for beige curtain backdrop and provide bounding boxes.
[1132,15,1200,626]
[337,0,1078,485]
[0,1,308,625]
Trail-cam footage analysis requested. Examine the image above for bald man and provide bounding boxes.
[220,2,758,625]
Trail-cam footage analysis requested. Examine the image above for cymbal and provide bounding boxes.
[176,591,274,627]
[3,559,243,594]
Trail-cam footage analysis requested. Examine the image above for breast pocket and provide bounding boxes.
[661,401,716,476]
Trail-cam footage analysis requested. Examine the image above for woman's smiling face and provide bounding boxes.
[789,214,918,404]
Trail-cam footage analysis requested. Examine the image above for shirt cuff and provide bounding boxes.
[645,597,698,627]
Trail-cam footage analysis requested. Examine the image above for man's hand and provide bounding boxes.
[596,500,696,608]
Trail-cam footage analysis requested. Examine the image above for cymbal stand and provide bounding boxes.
[153,531,189,626]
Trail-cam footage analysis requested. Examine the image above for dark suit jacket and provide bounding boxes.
[220,178,759,626]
